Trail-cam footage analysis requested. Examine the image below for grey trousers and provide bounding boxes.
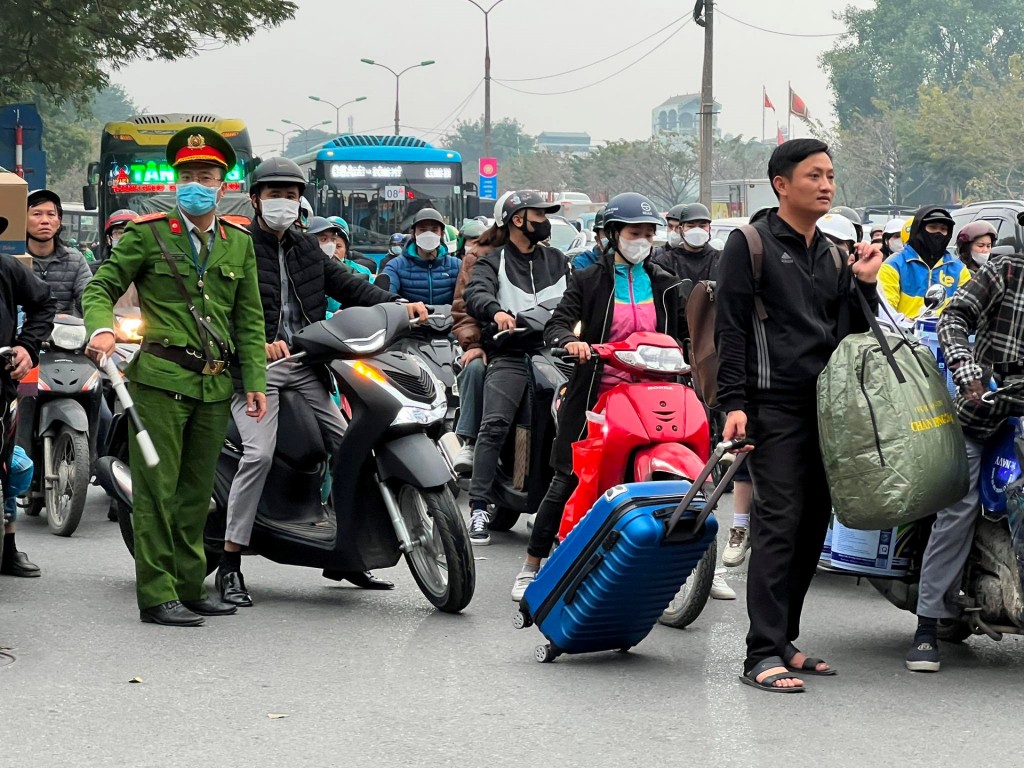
[224,359,346,546]
[455,357,486,440]
[916,436,984,619]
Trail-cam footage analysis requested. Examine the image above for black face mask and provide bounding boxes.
[909,229,952,265]
[518,217,551,245]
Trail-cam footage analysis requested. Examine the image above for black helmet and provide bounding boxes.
[250,157,306,191]
[829,205,863,241]
[499,190,560,227]
[27,189,63,216]
[412,207,445,228]
[593,207,607,231]
[667,202,711,224]
[603,193,665,227]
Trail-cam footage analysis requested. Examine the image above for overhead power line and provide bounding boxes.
[494,19,691,97]
[717,8,843,38]
[419,79,484,139]
[497,14,688,82]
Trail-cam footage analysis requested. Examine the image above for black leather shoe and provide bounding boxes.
[216,569,253,607]
[182,597,238,616]
[0,550,41,578]
[343,570,394,590]
[139,600,204,626]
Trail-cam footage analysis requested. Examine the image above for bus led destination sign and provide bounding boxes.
[327,162,454,182]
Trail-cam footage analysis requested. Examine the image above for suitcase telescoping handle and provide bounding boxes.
[665,440,753,539]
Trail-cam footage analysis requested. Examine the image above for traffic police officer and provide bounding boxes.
[84,126,268,627]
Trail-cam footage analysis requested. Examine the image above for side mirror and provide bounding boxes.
[992,245,1015,257]
[82,184,97,211]
[923,283,946,310]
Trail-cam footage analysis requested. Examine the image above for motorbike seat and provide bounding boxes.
[276,389,326,468]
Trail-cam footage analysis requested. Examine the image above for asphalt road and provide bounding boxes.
[2,487,1021,768]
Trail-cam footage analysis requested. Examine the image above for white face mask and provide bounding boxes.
[415,231,442,252]
[972,251,990,267]
[666,230,683,248]
[110,234,123,247]
[683,228,711,248]
[320,241,337,258]
[888,236,904,254]
[389,244,403,256]
[618,236,653,264]
[260,198,300,232]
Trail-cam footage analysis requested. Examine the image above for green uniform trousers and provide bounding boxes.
[128,382,230,610]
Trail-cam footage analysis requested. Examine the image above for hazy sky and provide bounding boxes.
[114,0,872,156]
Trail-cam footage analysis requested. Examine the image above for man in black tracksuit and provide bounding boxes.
[715,139,883,693]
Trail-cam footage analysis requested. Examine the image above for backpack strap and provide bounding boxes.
[740,225,767,321]
[828,244,844,271]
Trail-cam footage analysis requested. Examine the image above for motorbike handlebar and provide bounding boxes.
[982,378,1024,404]
[493,327,527,340]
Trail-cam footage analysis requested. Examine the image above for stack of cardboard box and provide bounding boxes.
[0,167,29,268]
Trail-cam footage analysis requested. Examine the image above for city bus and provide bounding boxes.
[291,135,466,258]
[83,114,255,240]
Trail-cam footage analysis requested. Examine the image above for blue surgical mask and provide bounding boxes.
[176,182,218,216]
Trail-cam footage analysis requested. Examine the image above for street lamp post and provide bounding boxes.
[465,0,505,157]
[308,95,368,135]
[266,127,299,154]
[281,119,332,153]
[360,58,435,136]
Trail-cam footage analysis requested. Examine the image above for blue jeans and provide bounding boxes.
[4,445,34,523]
[455,357,486,440]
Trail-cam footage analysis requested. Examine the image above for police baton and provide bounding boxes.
[99,356,160,467]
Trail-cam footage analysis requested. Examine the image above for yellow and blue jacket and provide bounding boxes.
[878,245,970,320]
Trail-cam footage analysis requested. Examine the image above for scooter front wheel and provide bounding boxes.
[658,539,717,629]
[396,484,475,613]
[45,426,90,537]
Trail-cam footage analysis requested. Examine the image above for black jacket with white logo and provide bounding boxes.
[715,208,878,412]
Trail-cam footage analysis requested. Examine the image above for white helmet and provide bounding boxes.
[493,191,514,225]
[882,218,905,236]
[817,213,857,244]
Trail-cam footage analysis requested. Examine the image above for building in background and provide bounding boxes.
[536,131,593,155]
[652,94,721,142]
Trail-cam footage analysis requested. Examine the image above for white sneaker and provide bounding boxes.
[511,569,537,601]
[710,570,736,600]
[722,526,750,567]
[453,443,475,475]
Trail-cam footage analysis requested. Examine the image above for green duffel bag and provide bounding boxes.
[817,287,970,530]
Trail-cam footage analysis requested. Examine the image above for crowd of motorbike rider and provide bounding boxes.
[2,137,1021,682]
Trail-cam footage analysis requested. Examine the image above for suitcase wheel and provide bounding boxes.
[512,610,533,630]
[534,644,559,663]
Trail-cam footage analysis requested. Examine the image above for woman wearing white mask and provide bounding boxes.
[654,202,718,290]
[505,192,736,599]
[881,217,906,259]
[954,220,997,274]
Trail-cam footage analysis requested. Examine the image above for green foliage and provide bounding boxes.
[0,0,296,101]
[822,0,1024,127]
[577,139,697,208]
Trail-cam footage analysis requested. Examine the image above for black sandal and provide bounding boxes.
[739,656,806,694]
[784,644,837,676]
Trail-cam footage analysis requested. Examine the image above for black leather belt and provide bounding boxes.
[141,341,235,376]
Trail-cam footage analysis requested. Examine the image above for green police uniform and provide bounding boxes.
[83,128,266,611]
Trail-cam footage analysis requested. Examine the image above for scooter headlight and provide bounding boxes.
[391,401,447,427]
[614,344,688,374]
[51,323,88,351]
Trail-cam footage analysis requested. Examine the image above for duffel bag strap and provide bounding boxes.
[853,280,907,384]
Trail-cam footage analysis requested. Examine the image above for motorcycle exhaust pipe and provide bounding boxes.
[99,357,159,468]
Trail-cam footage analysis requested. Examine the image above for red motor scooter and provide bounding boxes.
[555,330,718,628]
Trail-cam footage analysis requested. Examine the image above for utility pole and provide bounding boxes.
[696,0,713,209]
[467,1,506,157]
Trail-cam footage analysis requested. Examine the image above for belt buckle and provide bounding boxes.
[202,360,227,376]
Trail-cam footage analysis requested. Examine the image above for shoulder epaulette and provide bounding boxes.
[220,216,252,235]
[134,212,168,224]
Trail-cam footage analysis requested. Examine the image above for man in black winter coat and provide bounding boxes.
[0,249,57,578]
[216,158,427,608]
[715,139,883,693]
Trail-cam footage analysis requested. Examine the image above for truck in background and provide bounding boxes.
[711,179,775,219]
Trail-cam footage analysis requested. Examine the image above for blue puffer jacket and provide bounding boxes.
[381,242,461,305]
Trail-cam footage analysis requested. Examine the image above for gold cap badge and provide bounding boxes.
[187,134,206,149]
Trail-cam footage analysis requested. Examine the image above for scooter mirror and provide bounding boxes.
[923,284,946,310]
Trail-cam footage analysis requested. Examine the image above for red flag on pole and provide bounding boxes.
[764,91,775,111]
[777,125,785,145]
[789,86,809,119]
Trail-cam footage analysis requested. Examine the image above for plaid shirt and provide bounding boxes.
[938,253,1024,440]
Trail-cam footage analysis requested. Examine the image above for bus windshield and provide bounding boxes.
[319,182,461,249]
[102,150,253,219]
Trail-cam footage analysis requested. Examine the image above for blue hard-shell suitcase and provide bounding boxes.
[515,445,748,662]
